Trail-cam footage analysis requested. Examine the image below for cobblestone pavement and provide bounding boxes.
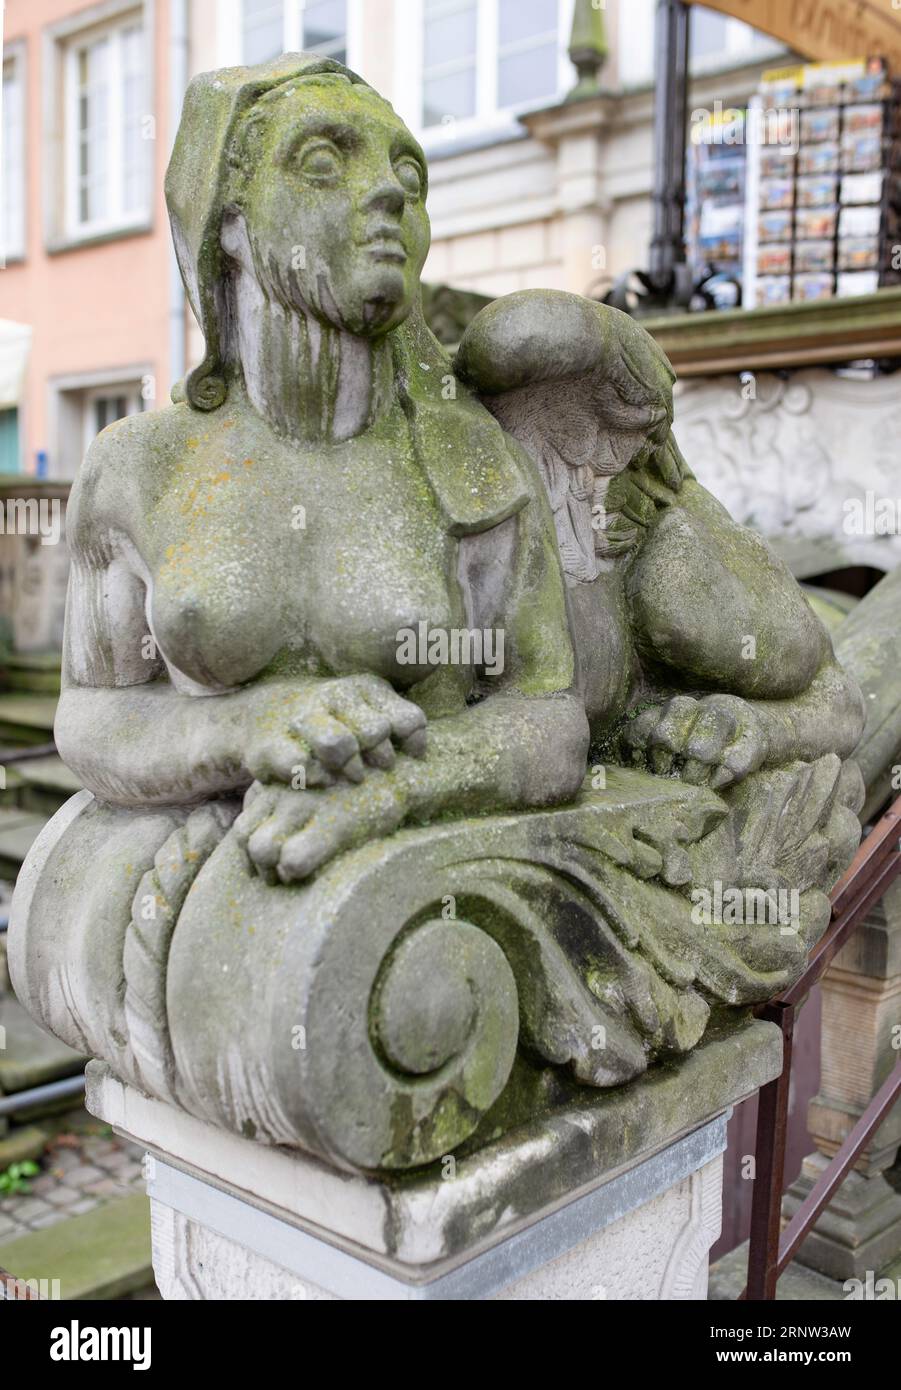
[0,1119,145,1241]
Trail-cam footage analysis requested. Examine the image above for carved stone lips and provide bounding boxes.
[363,225,407,264]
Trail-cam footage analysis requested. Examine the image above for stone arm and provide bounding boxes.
[391,495,591,823]
[234,489,590,882]
[621,477,865,783]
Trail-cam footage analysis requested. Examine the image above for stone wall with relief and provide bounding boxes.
[673,369,901,580]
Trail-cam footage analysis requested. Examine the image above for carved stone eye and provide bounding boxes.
[298,141,343,182]
[394,157,423,199]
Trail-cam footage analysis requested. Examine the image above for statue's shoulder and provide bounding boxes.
[636,476,793,585]
[628,475,829,693]
[69,401,211,545]
[77,400,199,479]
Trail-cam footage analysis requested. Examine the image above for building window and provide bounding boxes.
[691,7,735,64]
[618,0,783,88]
[1,52,26,262]
[49,374,147,480]
[422,0,478,127]
[63,14,149,239]
[0,410,20,474]
[496,0,559,109]
[81,384,144,458]
[689,5,782,71]
[416,0,568,135]
[237,0,349,66]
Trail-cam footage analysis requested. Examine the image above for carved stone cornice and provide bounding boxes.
[645,290,901,377]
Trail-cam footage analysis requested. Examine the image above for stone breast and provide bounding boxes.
[145,421,462,690]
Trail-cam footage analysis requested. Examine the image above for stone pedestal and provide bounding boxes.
[86,1018,780,1301]
[783,882,901,1281]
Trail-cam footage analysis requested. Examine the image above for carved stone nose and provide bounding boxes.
[365,180,405,215]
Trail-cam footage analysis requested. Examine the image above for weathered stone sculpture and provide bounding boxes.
[9,55,865,1179]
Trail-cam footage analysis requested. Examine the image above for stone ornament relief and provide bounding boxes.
[673,371,901,576]
[9,55,865,1174]
[659,1155,724,1301]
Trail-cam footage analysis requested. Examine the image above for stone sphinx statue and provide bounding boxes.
[9,55,865,1175]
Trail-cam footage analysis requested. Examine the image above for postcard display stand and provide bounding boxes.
[744,59,901,310]
[686,108,747,300]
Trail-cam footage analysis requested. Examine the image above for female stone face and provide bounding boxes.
[240,77,431,337]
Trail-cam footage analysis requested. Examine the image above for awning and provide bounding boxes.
[0,320,32,410]
[687,0,901,72]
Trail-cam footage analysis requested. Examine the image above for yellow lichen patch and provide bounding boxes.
[159,537,197,582]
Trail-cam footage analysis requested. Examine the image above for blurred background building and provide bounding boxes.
[0,0,789,480]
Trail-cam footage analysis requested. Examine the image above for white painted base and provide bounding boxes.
[497,1155,723,1301]
[149,1154,723,1301]
[85,1058,750,1301]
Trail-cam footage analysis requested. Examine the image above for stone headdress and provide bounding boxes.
[165,54,531,535]
[166,53,376,413]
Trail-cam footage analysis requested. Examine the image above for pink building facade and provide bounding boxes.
[1,0,186,478]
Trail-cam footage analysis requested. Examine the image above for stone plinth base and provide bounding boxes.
[783,1152,901,1282]
[144,1138,723,1300]
[86,1018,781,1301]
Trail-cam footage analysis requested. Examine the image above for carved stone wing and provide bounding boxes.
[456,290,684,583]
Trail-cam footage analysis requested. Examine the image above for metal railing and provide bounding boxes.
[742,794,901,1300]
[0,1072,86,1119]
[0,1265,43,1299]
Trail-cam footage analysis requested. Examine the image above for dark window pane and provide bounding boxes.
[0,408,19,474]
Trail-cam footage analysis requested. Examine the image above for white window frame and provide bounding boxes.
[216,0,362,71]
[42,0,154,252]
[62,12,149,241]
[80,382,144,456]
[48,365,151,480]
[1,43,27,264]
[395,0,575,151]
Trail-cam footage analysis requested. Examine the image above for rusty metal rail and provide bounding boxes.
[0,1265,43,1299]
[742,794,901,1300]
